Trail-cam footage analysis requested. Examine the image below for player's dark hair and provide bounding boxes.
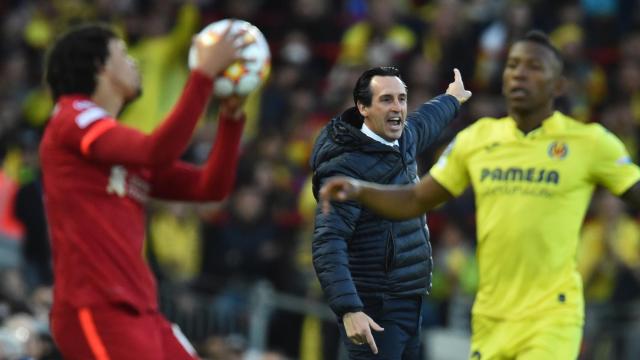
[517,30,564,72]
[353,66,405,107]
[45,24,117,100]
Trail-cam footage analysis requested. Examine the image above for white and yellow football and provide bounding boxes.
[189,19,271,97]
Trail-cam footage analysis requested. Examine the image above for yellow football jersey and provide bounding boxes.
[430,111,640,321]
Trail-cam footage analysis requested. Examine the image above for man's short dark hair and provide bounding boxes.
[353,66,404,107]
[517,30,564,73]
[45,24,117,100]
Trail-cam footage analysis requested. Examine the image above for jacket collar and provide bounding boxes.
[361,123,399,147]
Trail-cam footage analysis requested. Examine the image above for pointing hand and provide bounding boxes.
[446,68,472,104]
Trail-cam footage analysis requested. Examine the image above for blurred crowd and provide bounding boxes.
[2,0,640,359]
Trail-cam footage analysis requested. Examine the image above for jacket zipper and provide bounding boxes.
[384,228,396,273]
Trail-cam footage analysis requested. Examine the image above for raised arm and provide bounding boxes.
[319,174,453,220]
[150,98,246,202]
[88,71,213,166]
[86,25,249,167]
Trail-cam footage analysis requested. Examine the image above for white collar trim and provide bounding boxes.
[361,123,399,147]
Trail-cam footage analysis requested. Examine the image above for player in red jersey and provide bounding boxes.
[40,23,249,359]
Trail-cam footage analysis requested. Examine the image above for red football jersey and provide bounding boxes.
[41,95,159,312]
[40,71,245,314]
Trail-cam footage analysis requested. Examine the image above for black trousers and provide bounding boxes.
[338,295,423,360]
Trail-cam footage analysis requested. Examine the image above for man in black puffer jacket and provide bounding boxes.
[311,66,471,359]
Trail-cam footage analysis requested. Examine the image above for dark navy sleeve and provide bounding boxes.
[312,168,364,317]
[407,94,460,153]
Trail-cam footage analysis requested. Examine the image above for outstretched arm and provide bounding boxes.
[320,174,453,219]
[88,71,214,166]
[85,25,249,167]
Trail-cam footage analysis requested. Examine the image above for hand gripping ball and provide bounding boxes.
[189,19,271,97]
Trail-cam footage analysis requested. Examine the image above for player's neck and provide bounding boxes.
[510,107,554,134]
[91,83,124,116]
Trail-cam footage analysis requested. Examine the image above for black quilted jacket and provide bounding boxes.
[311,94,460,317]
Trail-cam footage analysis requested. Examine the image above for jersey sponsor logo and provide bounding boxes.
[106,166,127,197]
[480,167,560,184]
[106,165,150,203]
[75,107,109,129]
[471,350,482,359]
[617,156,632,165]
[72,100,95,111]
[547,141,568,159]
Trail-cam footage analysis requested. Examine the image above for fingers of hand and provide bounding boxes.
[233,29,255,49]
[195,35,210,48]
[320,178,353,214]
[349,325,376,352]
[220,30,253,64]
[347,319,379,353]
[221,21,234,37]
[365,331,378,354]
[368,318,384,332]
[212,28,245,55]
[453,68,462,83]
[222,95,240,106]
[220,96,247,118]
[348,330,368,346]
[337,189,347,201]
[319,183,331,201]
[321,181,340,199]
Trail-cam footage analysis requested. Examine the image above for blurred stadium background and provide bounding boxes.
[1,0,640,359]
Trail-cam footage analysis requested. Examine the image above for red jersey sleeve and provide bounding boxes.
[79,70,214,167]
[150,113,245,201]
[54,98,118,155]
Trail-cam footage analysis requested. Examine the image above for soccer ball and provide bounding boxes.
[189,19,271,97]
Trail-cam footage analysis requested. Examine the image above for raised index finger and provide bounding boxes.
[453,68,462,84]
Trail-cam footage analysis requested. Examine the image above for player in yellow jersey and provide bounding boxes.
[317,30,640,359]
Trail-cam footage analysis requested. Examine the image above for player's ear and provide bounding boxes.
[357,101,368,117]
